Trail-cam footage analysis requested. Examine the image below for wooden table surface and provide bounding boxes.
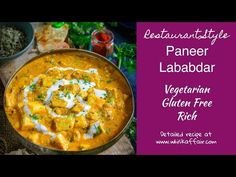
[0,23,134,155]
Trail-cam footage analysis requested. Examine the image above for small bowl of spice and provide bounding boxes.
[91,28,114,58]
[0,22,34,61]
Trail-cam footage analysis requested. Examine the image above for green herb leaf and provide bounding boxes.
[107,96,115,105]
[66,22,105,49]
[106,79,112,83]
[126,117,136,149]
[82,75,90,83]
[95,125,102,136]
[65,92,71,99]
[37,94,45,101]
[30,114,40,120]
[113,43,136,73]
[29,84,36,91]
[102,93,107,98]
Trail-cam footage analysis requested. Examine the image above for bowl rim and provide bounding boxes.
[3,48,135,155]
[0,22,35,60]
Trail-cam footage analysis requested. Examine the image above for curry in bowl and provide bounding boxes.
[4,50,133,152]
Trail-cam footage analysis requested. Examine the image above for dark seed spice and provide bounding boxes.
[0,26,27,57]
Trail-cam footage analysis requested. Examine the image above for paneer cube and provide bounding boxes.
[89,74,100,86]
[86,110,100,121]
[63,70,74,80]
[69,84,80,95]
[96,98,106,109]
[53,118,75,132]
[102,104,113,120]
[28,132,39,143]
[42,77,54,87]
[51,95,67,108]
[47,70,62,79]
[72,71,82,79]
[78,90,88,99]
[87,93,96,105]
[72,129,81,142]
[17,101,24,109]
[71,103,84,114]
[74,116,88,128]
[36,87,48,96]
[21,115,35,130]
[54,107,68,115]
[116,93,126,109]
[62,84,80,95]
[54,133,69,150]
[6,88,17,107]
[28,101,46,114]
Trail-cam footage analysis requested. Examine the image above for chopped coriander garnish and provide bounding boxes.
[106,80,112,83]
[29,84,36,91]
[63,88,70,95]
[94,125,103,136]
[83,80,89,84]
[107,97,115,104]
[102,93,107,98]
[30,114,39,120]
[65,91,71,99]
[82,75,90,83]
[106,92,115,105]
[37,94,45,101]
